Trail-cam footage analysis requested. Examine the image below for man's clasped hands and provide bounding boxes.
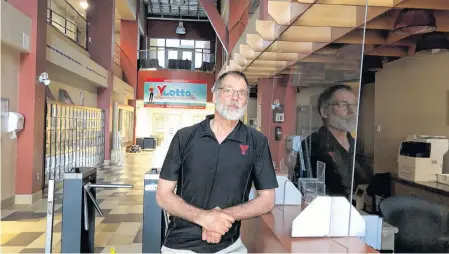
[197,207,234,244]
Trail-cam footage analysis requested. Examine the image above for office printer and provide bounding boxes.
[398,135,449,182]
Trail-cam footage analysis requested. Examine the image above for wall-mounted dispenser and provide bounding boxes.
[7,112,24,139]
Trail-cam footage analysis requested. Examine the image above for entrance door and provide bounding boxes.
[153,114,165,146]
[166,114,181,135]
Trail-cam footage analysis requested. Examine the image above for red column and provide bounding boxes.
[228,0,249,53]
[120,20,138,143]
[87,0,115,161]
[215,37,223,77]
[9,0,48,199]
[257,77,297,171]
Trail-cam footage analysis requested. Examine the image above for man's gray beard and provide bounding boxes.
[327,114,356,132]
[215,98,247,121]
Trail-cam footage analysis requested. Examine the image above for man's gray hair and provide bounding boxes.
[317,84,354,118]
[211,71,250,93]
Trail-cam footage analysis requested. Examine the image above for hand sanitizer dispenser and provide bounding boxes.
[7,112,24,139]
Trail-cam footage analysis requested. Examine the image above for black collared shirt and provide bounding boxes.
[159,115,278,253]
[295,126,372,198]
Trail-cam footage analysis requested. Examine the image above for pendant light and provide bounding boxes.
[392,9,437,35]
[415,32,449,54]
[176,22,186,35]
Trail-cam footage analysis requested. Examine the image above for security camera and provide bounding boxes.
[38,72,51,86]
[271,99,280,110]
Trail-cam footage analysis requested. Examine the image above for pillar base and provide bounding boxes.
[1,196,15,208]
[15,190,43,205]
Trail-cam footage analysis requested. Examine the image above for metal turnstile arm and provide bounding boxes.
[82,183,134,230]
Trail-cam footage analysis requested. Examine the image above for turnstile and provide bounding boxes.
[60,167,133,253]
[142,168,167,253]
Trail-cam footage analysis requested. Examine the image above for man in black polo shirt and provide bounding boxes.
[295,84,372,199]
[156,71,279,253]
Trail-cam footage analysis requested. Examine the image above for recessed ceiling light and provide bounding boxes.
[80,1,89,9]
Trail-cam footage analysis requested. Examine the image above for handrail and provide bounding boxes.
[138,47,216,72]
[47,7,87,50]
[114,43,135,83]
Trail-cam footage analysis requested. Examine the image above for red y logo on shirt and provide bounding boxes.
[240,145,249,155]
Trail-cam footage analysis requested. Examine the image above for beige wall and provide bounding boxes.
[374,53,449,174]
[1,46,20,202]
[136,103,216,138]
[46,25,108,88]
[247,98,257,121]
[1,0,32,53]
[49,81,97,108]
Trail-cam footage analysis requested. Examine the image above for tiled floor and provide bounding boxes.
[1,151,153,253]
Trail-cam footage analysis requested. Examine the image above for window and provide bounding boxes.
[144,38,215,71]
[196,41,210,49]
[182,51,193,61]
[181,40,195,48]
[166,39,180,48]
[150,38,165,47]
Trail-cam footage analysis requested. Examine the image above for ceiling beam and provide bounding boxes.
[396,0,449,10]
[198,0,229,54]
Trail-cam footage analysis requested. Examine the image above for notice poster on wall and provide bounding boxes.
[144,78,207,109]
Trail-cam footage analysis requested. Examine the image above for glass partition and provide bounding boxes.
[246,1,370,241]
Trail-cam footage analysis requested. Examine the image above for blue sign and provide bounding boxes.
[144,79,207,109]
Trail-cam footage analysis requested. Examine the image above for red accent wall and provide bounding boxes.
[120,21,138,89]
[87,0,116,160]
[257,77,297,170]
[229,0,249,53]
[138,70,215,102]
[9,0,47,195]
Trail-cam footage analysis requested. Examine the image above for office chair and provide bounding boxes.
[379,195,449,253]
[366,173,392,214]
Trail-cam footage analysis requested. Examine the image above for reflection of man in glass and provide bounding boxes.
[149,86,154,103]
[295,84,372,199]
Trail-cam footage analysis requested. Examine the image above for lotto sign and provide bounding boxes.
[144,79,207,109]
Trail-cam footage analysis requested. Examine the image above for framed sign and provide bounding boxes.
[144,78,207,109]
[273,104,284,123]
[274,112,285,122]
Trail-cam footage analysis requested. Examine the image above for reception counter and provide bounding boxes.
[240,205,378,253]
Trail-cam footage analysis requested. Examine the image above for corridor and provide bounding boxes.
[1,152,153,253]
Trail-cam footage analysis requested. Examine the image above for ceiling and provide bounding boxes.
[145,0,217,20]
[222,0,449,87]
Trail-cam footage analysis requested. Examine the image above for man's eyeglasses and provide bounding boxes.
[329,102,358,110]
[218,88,248,98]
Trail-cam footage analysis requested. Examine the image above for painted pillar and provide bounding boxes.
[120,20,138,143]
[87,0,115,162]
[215,37,223,77]
[257,77,297,171]
[228,0,249,54]
[9,0,48,202]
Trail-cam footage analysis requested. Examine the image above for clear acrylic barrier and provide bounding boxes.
[236,0,371,243]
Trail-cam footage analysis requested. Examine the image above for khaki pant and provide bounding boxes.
[161,237,247,253]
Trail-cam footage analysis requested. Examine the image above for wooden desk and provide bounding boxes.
[241,205,378,253]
